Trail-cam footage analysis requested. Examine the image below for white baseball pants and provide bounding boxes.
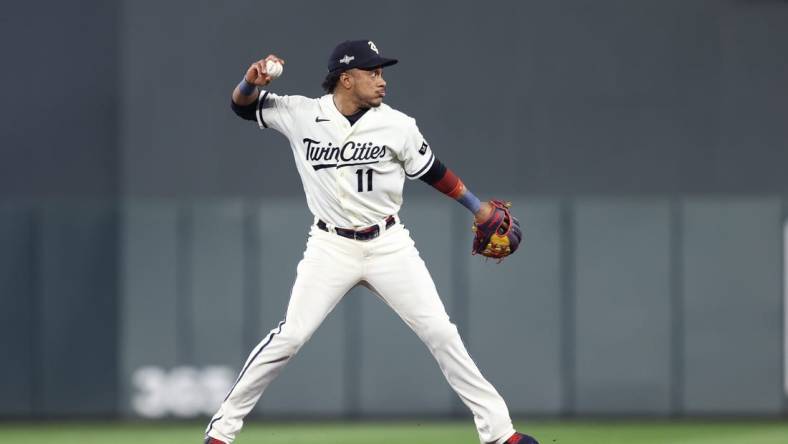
[206,221,515,444]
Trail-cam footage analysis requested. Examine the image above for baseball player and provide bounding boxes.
[204,40,532,444]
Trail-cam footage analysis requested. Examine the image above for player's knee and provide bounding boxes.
[278,328,312,354]
[419,320,459,348]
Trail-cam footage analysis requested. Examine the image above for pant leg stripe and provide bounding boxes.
[205,415,223,436]
[222,319,286,402]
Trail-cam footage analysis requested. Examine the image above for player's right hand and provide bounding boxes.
[245,54,285,86]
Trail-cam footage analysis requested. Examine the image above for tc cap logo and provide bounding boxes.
[339,55,354,64]
[368,41,379,54]
[419,141,429,155]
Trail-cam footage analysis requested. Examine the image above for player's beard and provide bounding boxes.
[355,87,384,108]
[365,93,384,108]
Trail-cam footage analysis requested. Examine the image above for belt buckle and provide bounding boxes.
[354,227,379,241]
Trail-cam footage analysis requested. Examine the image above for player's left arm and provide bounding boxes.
[419,158,521,259]
[399,120,494,223]
[418,158,493,223]
[402,122,520,258]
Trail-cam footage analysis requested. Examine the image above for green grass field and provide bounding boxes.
[2,420,788,444]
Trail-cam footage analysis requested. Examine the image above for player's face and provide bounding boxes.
[349,67,387,108]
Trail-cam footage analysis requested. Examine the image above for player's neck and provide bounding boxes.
[332,92,365,116]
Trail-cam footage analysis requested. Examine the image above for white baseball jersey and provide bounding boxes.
[255,91,435,228]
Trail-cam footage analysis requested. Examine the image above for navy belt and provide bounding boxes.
[317,215,396,241]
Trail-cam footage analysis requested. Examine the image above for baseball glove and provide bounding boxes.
[472,200,522,261]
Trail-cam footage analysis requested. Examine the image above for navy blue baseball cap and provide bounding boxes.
[327,40,398,73]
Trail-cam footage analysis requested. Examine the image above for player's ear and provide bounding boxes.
[340,71,353,90]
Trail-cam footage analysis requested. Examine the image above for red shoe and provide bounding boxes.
[506,432,539,444]
[204,437,227,444]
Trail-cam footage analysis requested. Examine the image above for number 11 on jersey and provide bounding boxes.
[356,169,373,192]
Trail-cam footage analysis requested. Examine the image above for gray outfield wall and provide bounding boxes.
[0,202,119,417]
[1,196,786,418]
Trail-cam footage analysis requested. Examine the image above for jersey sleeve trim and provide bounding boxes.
[405,151,435,180]
[255,90,270,129]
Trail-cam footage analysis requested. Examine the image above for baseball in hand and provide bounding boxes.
[266,59,283,79]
